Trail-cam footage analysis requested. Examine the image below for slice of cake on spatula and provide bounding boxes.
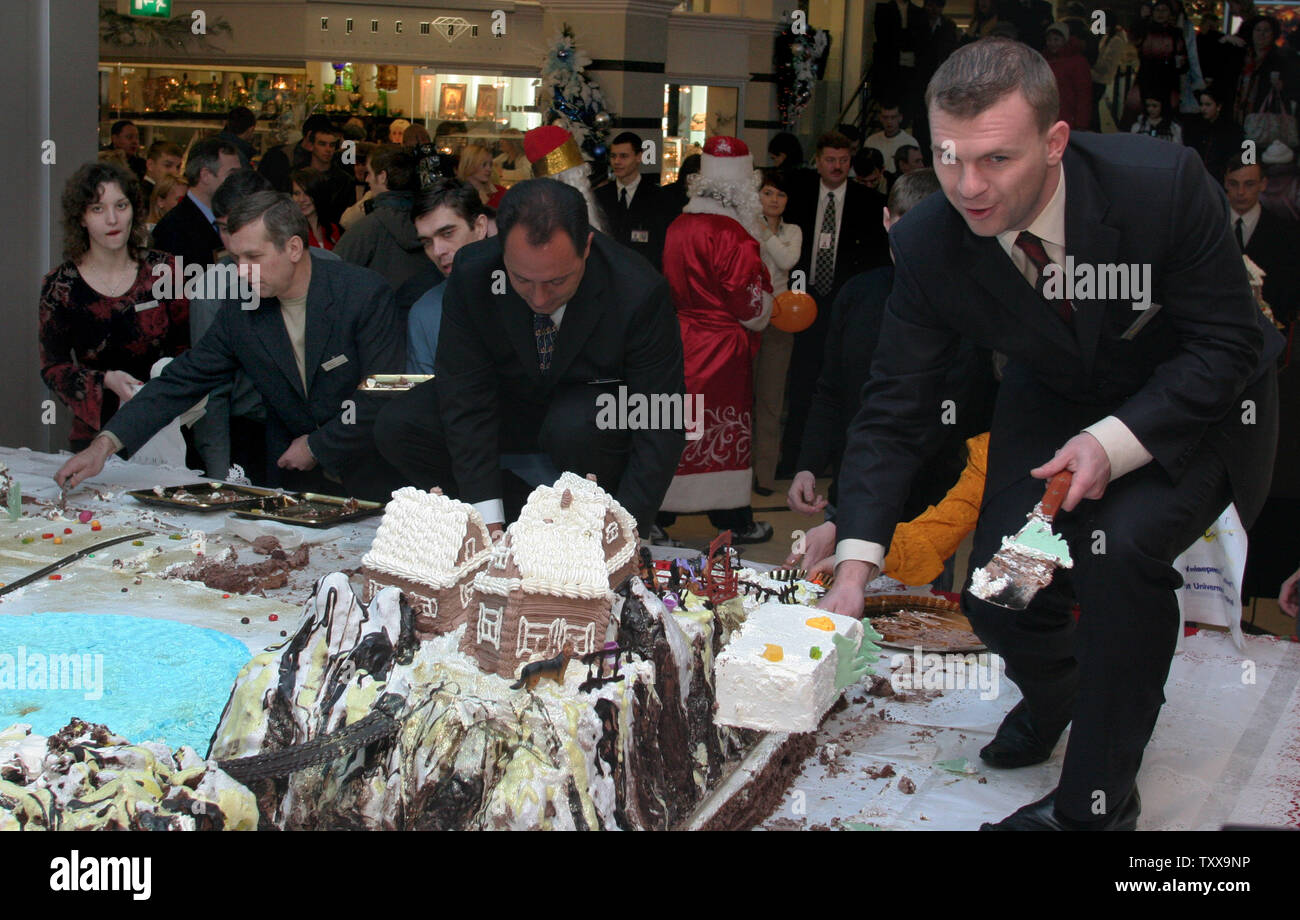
[969,470,1073,610]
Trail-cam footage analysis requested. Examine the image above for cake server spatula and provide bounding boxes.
[969,471,1073,611]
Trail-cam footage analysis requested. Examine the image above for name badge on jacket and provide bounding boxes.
[631,229,650,244]
[321,354,349,372]
[133,300,160,313]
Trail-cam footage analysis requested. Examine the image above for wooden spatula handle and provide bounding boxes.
[1039,470,1073,519]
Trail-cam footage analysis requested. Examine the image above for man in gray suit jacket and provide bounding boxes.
[57,192,406,501]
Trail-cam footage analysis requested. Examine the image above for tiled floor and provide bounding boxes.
[661,477,1298,640]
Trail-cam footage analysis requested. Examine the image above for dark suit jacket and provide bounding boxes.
[1245,206,1300,328]
[838,131,1284,549]
[595,179,669,271]
[435,232,685,528]
[151,194,222,268]
[787,174,891,304]
[798,265,996,516]
[105,256,405,481]
[871,1,925,89]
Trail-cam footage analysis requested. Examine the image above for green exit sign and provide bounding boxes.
[129,0,172,17]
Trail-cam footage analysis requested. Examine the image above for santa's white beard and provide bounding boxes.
[548,164,609,235]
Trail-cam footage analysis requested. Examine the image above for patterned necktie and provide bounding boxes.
[620,187,629,212]
[814,191,837,298]
[1014,230,1073,325]
[534,312,556,372]
[1235,217,1245,251]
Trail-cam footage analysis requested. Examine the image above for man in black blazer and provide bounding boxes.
[151,137,242,270]
[56,192,406,501]
[1226,155,1300,328]
[595,132,669,271]
[779,131,890,476]
[820,39,1281,830]
[376,179,685,534]
[871,0,926,115]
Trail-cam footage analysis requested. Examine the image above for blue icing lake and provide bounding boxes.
[0,613,251,754]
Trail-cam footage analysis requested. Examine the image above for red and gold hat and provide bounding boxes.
[525,125,586,178]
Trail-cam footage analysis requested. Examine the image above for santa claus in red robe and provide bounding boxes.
[658,136,774,543]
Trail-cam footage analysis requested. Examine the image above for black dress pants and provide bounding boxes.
[374,380,638,525]
[963,398,1232,823]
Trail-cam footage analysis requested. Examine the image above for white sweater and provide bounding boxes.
[758,221,802,295]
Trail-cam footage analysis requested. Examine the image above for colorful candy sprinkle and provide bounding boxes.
[132,540,144,546]
[240,617,250,625]
[49,574,62,581]
[42,533,53,539]
[809,646,823,660]
[805,616,836,632]
[53,537,63,545]
[168,534,183,541]
[269,614,278,622]
[78,510,93,523]
[279,630,287,637]
[760,643,784,662]
[91,524,102,532]
[21,537,33,544]
[63,528,72,534]
[222,594,231,599]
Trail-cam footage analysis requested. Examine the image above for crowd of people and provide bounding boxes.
[40,13,1300,830]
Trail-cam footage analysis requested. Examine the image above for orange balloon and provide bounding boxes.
[770,290,818,333]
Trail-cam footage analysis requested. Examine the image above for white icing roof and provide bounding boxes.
[362,487,491,588]
[508,483,611,594]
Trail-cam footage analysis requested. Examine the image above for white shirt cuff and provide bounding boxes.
[834,538,887,571]
[1083,415,1153,480]
[473,499,505,527]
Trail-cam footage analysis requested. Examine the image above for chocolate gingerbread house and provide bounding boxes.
[360,487,492,638]
[464,483,616,679]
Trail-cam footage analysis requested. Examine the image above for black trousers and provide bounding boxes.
[963,422,1231,823]
[374,380,637,525]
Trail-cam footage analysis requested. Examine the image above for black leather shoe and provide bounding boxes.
[980,786,1141,831]
[979,700,1064,768]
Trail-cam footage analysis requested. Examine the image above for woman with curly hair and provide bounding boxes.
[291,167,343,250]
[39,161,190,451]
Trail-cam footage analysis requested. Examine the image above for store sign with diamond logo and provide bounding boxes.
[128,0,172,16]
[433,16,473,43]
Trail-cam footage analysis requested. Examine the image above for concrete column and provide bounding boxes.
[0,0,98,451]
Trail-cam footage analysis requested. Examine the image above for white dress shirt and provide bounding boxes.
[616,174,641,208]
[834,166,1154,573]
[1231,203,1262,249]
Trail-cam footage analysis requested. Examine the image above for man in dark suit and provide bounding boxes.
[1226,154,1300,328]
[871,0,927,124]
[820,38,1281,830]
[151,137,242,269]
[778,131,890,477]
[595,131,669,271]
[56,192,406,501]
[376,179,685,534]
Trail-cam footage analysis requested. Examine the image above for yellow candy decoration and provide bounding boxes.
[760,644,784,662]
[805,616,836,631]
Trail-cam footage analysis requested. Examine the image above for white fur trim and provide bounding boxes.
[701,152,755,184]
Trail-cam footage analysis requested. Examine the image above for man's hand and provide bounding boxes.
[1279,567,1300,618]
[1030,432,1111,512]
[277,435,318,471]
[787,470,828,514]
[787,520,837,575]
[55,435,116,490]
[103,369,143,403]
[817,559,878,619]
